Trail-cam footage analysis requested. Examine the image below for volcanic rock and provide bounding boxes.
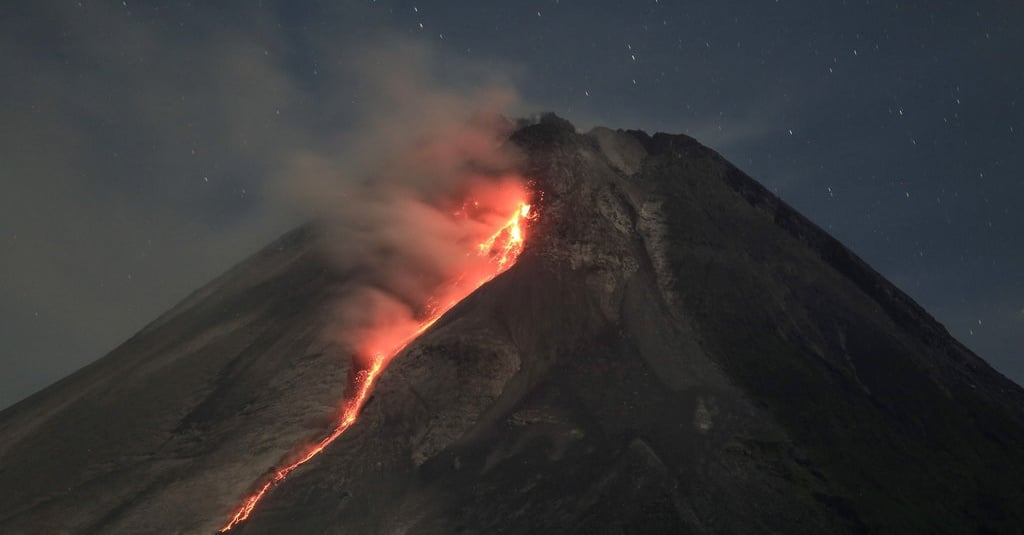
[1,114,1022,534]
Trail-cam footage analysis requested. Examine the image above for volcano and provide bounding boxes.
[2,114,1023,534]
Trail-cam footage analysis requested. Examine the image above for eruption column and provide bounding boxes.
[220,200,534,532]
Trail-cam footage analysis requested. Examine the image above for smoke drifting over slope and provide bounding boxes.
[0,5,529,408]
[284,43,528,367]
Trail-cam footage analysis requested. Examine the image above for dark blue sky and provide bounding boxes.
[1,0,1021,408]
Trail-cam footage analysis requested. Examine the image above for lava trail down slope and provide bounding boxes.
[220,201,533,532]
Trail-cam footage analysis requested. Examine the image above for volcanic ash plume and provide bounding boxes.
[283,40,531,367]
[295,108,530,367]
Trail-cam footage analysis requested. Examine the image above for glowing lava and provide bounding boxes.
[478,202,531,269]
[220,199,534,532]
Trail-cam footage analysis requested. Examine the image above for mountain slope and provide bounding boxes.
[0,226,354,533]
[2,114,1022,534]
[231,115,1024,534]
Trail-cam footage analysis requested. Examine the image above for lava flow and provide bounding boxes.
[220,198,534,532]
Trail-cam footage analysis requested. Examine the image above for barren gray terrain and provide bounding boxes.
[2,115,1023,534]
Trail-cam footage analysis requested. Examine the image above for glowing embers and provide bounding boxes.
[478,202,531,269]
[219,197,535,532]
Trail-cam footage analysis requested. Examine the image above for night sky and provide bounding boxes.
[2,0,1021,409]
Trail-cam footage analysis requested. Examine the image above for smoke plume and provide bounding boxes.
[284,41,529,368]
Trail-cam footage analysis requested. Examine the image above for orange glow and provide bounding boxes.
[219,195,535,532]
[477,201,530,269]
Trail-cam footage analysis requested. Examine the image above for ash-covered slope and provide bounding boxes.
[2,114,1023,534]
[0,226,355,533]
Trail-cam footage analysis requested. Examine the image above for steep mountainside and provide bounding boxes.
[0,226,351,533]
[2,114,1022,534]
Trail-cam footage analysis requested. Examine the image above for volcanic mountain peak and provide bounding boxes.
[1,114,1022,534]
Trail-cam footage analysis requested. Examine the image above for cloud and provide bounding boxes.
[0,2,315,407]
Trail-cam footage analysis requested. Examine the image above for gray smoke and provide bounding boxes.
[282,41,529,366]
